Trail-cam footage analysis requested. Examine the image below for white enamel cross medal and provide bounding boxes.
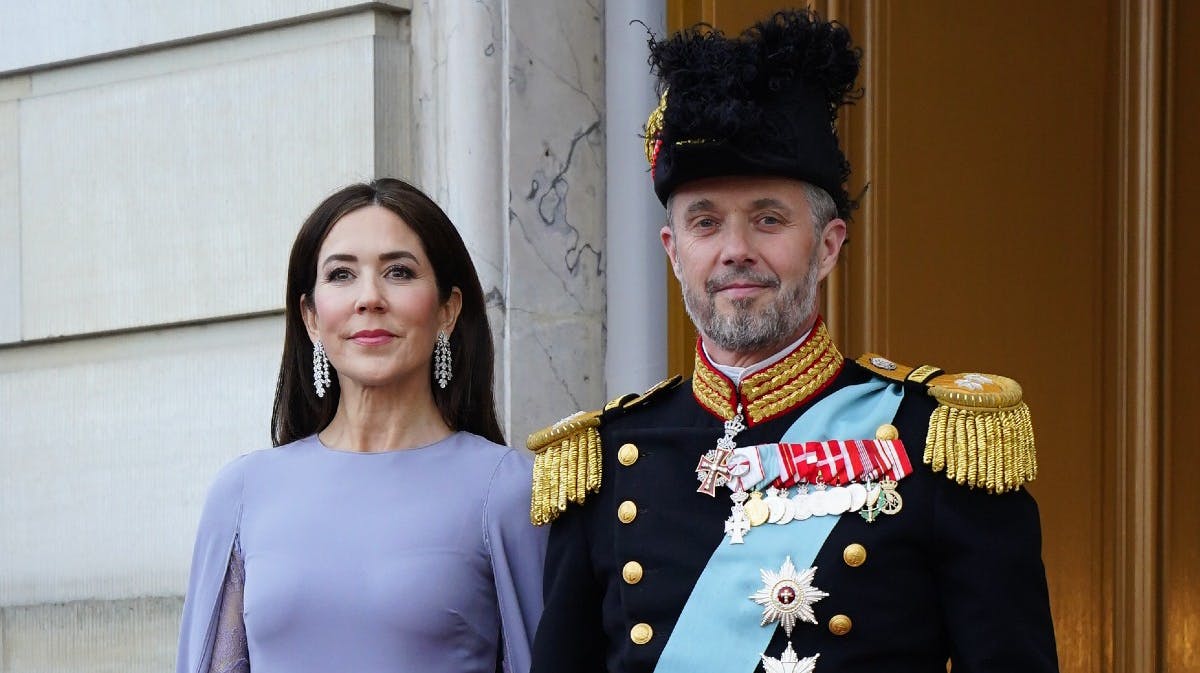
[720,491,748,542]
[761,643,820,673]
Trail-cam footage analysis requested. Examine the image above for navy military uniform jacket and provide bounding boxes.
[529,324,1058,673]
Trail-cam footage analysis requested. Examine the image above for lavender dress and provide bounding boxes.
[176,432,547,673]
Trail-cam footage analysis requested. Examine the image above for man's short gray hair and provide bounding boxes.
[800,182,837,233]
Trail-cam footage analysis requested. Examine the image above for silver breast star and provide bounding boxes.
[749,556,829,636]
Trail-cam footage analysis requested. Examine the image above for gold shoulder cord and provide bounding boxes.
[528,410,604,526]
[527,377,683,526]
[924,373,1037,493]
[857,354,1037,493]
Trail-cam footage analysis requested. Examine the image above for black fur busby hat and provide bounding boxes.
[644,9,861,218]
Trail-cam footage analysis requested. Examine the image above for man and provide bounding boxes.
[528,9,1058,673]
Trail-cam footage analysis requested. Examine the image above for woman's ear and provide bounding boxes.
[300,293,320,344]
[440,287,463,335]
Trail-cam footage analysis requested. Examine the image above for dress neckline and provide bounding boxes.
[305,430,463,456]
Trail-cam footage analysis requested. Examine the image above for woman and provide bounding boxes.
[177,179,546,673]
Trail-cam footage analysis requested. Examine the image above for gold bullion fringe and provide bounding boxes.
[530,426,602,526]
[923,403,1037,493]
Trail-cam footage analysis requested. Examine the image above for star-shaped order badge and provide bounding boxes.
[761,643,819,673]
[750,556,829,636]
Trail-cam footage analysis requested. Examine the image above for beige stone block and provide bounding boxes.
[0,100,18,344]
[0,0,411,74]
[1,597,181,673]
[18,38,385,340]
[0,75,31,102]
[0,315,282,606]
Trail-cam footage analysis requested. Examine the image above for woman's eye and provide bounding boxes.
[386,265,415,280]
[325,268,353,282]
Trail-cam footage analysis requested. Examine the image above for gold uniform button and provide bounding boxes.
[630,622,653,644]
[875,423,899,441]
[829,614,853,636]
[843,543,867,567]
[622,561,644,585]
[617,500,638,524]
[618,443,639,466]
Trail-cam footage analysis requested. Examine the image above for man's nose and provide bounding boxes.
[720,222,757,266]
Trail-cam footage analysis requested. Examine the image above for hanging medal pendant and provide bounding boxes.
[760,642,820,673]
[725,490,751,544]
[859,478,904,522]
[879,478,904,515]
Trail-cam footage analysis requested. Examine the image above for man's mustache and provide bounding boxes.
[705,270,781,295]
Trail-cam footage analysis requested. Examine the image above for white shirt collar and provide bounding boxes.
[703,327,814,386]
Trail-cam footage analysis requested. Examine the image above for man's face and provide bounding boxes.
[660,176,846,364]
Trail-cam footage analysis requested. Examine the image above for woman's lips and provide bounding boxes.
[350,330,396,346]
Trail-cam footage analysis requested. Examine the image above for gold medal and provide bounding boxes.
[745,491,770,526]
[879,478,904,515]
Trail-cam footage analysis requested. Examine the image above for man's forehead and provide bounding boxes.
[674,177,807,211]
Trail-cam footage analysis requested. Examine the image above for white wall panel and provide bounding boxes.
[0,0,411,74]
[18,38,381,340]
[0,100,19,343]
[0,598,181,673]
[0,316,282,606]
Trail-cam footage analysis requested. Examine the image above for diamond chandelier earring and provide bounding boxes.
[434,330,452,389]
[313,339,332,398]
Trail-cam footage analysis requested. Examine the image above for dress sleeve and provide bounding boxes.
[933,479,1059,672]
[176,456,246,673]
[206,539,251,673]
[484,449,549,673]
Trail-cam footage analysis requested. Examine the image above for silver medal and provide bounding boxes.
[825,485,851,515]
[765,488,788,524]
[847,482,868,511]
[808,489,829,517]
[791,492,812,520]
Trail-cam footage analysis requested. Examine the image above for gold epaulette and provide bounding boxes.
[856,354,1037,493]
[528,376,683,526]
[924,371,1036,493]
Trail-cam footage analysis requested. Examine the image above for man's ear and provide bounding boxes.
[661,225,682,281]
[816,219,848,281]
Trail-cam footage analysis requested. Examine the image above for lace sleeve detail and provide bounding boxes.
[207,538,250,673]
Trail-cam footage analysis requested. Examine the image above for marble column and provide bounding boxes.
[410,0,607,443]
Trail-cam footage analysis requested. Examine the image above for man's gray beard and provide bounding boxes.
[681,258,820,355]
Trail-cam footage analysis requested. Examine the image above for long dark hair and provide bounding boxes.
[271,178,504,447]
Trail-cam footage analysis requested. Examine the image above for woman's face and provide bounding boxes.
[302,205,460,393]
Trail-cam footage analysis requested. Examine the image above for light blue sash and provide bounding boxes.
[653,379,903,673]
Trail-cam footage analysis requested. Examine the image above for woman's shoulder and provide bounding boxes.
[205,436,313,496]
[451,432,532,475]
